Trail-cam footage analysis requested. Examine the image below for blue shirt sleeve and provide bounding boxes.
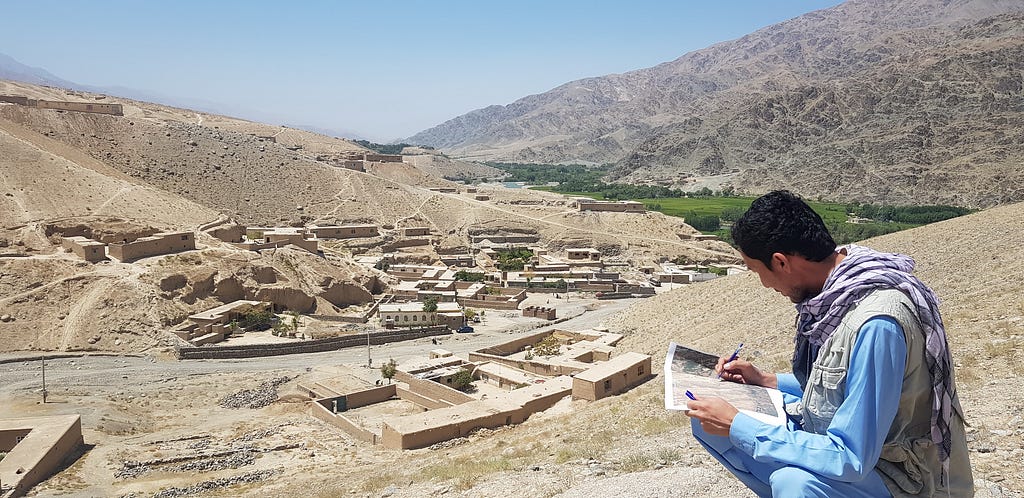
[776,373,803,397]
[728,316,907,482]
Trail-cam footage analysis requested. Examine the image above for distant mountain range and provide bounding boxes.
[406,0,1024,208]
[0,53,75,88]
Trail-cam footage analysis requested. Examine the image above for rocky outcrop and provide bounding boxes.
[255,287,316,314]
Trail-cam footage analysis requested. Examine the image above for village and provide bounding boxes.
[3,163,747,497]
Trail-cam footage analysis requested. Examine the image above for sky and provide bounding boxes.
[2,1,844,142]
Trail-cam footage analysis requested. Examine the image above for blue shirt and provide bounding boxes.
[729,316,907,482]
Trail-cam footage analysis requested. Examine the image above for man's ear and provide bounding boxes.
[771,252,789,272]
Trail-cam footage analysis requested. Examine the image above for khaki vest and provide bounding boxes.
[799,289,974,497]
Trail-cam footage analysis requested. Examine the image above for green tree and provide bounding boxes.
[684,211,721,232]
[380,358,398,384]
[287,311,300,333]
[454,270,485,282]
[272,320,290,337]
[720,206,746,222]
[240,308,274,331]
[449,369,475,392]
[422,297,438,313]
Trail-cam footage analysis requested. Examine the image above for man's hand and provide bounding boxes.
[716,358,777,389]
[685,397,740,436]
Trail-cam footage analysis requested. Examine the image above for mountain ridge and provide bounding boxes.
[406,0,1024,208]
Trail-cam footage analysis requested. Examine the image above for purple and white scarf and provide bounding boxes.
[794,244,958,475]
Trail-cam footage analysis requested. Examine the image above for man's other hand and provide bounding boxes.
[685,396,740,436]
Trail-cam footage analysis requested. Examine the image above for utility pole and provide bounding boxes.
[366,329,372,367]
[41,355,48,403]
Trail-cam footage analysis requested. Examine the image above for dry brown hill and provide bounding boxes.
[606,200,1024,492]
[0,79,730,263]
[0,79,730,355]
[401,150,504,182]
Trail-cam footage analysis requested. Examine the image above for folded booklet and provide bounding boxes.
[664,342,787,426]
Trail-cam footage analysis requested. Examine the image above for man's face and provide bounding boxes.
[740,252,810,303]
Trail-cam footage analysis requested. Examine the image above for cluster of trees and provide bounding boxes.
[486,162,610,184]
[683,211,722,232]
[526,278,568,290]
[495,248,534,271]
[352,140,433,155]
[532,335,562,357]
[454,270,485,282]
[827,222,910,244]
[553,179,733,200]
[846,204,972,224]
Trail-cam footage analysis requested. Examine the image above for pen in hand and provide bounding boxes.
[716,342,744,379]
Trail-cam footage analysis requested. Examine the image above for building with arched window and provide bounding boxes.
[379,302,464,330]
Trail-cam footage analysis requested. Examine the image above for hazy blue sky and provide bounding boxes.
[2,1,842,141]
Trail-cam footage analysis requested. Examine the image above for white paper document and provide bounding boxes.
[664,342,787,426]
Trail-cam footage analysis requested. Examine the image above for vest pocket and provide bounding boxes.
[877,438,933,494]
[803,366,847,433]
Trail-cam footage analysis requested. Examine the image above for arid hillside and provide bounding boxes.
[0,79,731,356]
[606,200,1024,493]
[407,0,1024,208]
[0,79,730,263]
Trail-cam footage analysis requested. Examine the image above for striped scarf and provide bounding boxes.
[793,244,958,474]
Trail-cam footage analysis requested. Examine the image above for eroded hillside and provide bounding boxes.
[607,201,1024,491]
[0,80,732,355]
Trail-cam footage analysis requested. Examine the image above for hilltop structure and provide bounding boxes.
[0,94,123,116]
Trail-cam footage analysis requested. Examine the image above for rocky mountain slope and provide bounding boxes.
[407,0,1024,208]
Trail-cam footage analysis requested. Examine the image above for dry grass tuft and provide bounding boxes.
[418,456,518,490]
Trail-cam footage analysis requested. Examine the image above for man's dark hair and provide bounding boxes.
[731,190,836,268]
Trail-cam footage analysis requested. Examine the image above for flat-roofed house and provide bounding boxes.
[62,236,106,262]
[262,228,319,253]
[402,227,431,237]
[0,415,84,498]
[379,301,463,329]
[571,352,653,401]
[107,231,195,262]
[380,376,572,449]
[175,300,270,345]
[308,225,378,239]
[566,248,602,261]
[576,200,645,213]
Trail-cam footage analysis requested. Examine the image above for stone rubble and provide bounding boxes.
[149,469,282,498]
[217,376,292,409]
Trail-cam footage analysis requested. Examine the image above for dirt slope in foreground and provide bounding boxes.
[609,201,1024,492]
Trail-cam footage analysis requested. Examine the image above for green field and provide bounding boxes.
[537,188,923,244]
[549,190,847,223]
